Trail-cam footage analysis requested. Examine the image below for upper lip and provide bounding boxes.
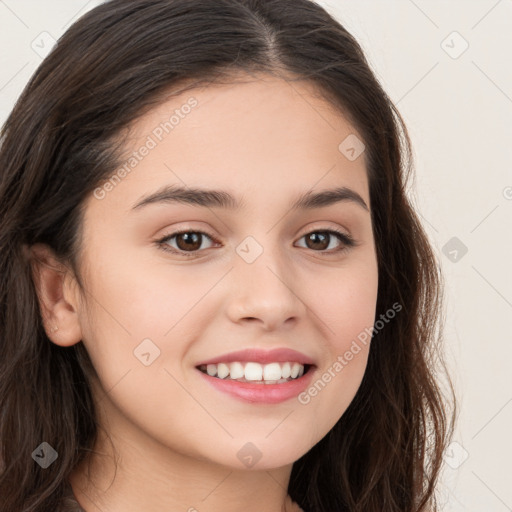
[195,347,316,367]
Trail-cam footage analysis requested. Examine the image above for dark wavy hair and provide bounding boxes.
[0,0,456,510]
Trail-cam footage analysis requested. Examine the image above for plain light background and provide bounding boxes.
[1,1,511,510]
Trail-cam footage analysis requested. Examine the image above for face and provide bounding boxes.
[54,74,378,470]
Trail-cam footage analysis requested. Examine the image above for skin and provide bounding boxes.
[30,73,378,512]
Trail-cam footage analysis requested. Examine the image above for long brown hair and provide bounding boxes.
[0,0,456,510]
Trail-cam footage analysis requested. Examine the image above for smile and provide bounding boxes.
[195,362,316,404]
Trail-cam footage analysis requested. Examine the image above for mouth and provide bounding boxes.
[194,360,317,404]
[194,347,317,403]
[196,361,315,384]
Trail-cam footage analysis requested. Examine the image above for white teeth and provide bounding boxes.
[244,362,263,381]
[199,361,307,382]
[217,363,230,379]
[263,362,282,381]
[229,361,245,379]
[290,363,301,378]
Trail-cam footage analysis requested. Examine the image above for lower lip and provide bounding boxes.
[195,366,316,404]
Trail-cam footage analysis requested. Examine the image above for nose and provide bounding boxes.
[224,243,306,331]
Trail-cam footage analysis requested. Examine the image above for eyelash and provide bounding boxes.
[155,228,357,257]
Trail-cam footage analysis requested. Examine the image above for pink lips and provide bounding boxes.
[195,347,316,366]
[196,365,316,404]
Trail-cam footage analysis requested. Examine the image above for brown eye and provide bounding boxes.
[175,232,203,251]
[158,230,217,256]
[296,230,355,253]
[304,232,330,250]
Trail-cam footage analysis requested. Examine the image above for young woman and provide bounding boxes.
[0,0,455,511]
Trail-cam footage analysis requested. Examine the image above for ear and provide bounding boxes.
[26,243,83,347]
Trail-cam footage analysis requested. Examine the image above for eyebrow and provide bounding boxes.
[131,184,369,212]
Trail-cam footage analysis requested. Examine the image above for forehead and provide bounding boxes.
[87,73,369,216]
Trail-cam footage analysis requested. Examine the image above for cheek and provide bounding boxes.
[76,250,168,382]
[297,257,377,424]
[82,245,193,338]
[78,247,215,395]
[313,255,379,351]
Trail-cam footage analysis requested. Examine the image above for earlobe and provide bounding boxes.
[26,243,83,347]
